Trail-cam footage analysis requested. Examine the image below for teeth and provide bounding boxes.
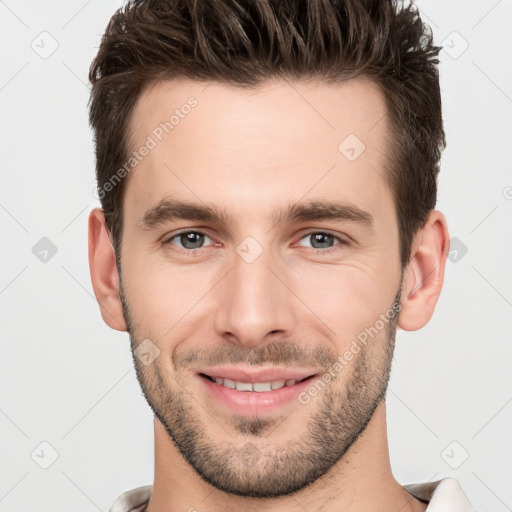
[254,382,272,392]
[235,381,253,392]
[210,376,300,392]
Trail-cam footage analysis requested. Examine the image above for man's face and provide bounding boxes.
[119,77,403,497]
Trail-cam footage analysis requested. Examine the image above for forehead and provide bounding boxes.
[124,76,393,227]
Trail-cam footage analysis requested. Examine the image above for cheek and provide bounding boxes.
[121,226,401,349]
[121,252,219,331]
[292,261,398,344]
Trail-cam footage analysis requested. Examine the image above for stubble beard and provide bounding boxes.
[120,280,402,498]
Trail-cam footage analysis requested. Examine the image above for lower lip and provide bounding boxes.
[197,373,317,415]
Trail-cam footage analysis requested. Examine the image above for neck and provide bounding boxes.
[145,400,427,512]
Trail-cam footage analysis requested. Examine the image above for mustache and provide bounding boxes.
[172,340,338,369]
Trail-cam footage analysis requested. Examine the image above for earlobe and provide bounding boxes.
[398,210,450,332]
[88,208,127,332]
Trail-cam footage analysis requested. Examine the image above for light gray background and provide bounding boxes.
[0,1,511,511]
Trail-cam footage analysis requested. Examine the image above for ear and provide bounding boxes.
[398,210,450,331]
[88,208,127,332]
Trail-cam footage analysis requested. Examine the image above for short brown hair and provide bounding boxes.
[88,0,445,270]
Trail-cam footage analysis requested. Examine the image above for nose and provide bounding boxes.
[213,245,297,348]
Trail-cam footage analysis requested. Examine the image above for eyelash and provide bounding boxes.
[163,230,348,256]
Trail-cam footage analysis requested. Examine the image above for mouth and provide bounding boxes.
[194,365,321,414]
[199,372,317,392]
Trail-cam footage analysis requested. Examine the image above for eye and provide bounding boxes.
[296,231,348,254]
[165,230,214,253]
[163,229,348,257]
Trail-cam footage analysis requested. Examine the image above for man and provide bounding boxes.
[87,0,479,511]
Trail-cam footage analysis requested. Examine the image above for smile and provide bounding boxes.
[200,373,313,392]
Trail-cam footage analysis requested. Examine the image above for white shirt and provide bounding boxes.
[108,477,479,511]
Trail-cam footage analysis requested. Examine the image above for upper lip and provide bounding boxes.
[196,365,319,383]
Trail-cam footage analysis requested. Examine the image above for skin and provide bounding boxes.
[88,77,449,512]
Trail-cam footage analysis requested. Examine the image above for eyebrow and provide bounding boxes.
[139,198,374,231]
